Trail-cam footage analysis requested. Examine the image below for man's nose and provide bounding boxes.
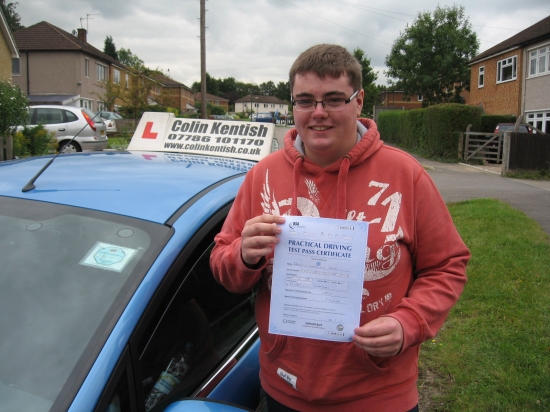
[311,102,328,117]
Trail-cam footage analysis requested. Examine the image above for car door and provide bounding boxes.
[63,109,82,138]
[33,107,67,139]
[94,205,260,412]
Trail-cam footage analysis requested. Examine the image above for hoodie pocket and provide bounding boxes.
[265,335,287,361]
[353,344,389,375]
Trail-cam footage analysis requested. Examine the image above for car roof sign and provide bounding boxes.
[128,112,276,162]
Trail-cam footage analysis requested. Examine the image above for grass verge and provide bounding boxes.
[418,198,550,411]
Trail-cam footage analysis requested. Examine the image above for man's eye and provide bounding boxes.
[326,99,344,105]
[297,100,314,106]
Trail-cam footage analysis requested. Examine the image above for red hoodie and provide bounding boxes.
[210,118,469,411]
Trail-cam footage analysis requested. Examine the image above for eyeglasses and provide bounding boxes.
[291,90,359,112]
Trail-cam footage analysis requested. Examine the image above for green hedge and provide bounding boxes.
[377,103,482,160]
[479,114,516,133]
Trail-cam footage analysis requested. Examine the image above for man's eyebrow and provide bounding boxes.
[294,91,348,99]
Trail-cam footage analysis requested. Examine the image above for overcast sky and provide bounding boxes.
[17,0,550,88]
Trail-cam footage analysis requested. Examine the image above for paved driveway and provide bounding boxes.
[414,156,550,236]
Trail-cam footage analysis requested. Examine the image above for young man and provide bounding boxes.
[210,44,470,412]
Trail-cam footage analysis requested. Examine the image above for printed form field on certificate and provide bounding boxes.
[269,216,368,342]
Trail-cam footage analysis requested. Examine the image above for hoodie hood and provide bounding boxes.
[282,118,383,218]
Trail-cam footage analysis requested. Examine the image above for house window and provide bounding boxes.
[114,69,120,84]
[478,66,485,87]
[526,111,550,134]
[529,45,549,76]
[417,94,423,101]
[125,73,129,88]
[80,98,93,110]
[97,101,107,111]
[85,59,89,78]
[497,56,517,83]
[12,58,21,75]
[264,104,268,108]
[96,63,108,81]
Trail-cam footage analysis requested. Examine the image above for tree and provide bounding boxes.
[0,80,28,136]
[274,81,290,102]
[103,35,118,60]
[384,5,479,107]
[118,48,145,70]
[259,81,275,96]
[0,1,24,32]
[353,48,382,117]
[192,73,220,96]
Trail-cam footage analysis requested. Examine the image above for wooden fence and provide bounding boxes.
[1,135,13,161]
[502,132,550,173]
[459,125,503,164]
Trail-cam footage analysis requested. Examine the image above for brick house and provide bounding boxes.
[151,73,195,113]
[469,15,550,132]
[12,21,132,110]
[194,92,229,112]
[234,95,288,116]
[0,9,19,82]
[380,90,424,110]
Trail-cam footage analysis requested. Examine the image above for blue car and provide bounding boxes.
[252,113,274,124]
[0,114,277,412]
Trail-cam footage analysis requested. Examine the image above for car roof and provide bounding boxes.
[0,151,254,224]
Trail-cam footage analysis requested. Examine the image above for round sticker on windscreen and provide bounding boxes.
[80,242,138,272]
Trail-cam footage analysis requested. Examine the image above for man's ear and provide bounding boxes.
[356,89,365,116]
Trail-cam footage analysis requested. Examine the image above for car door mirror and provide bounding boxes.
[164,398,253,412]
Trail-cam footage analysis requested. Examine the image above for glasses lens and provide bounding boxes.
[294,100,315,111]
[324,99,345,110]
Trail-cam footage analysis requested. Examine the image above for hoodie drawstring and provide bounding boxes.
[290,155,351,219]
[291,155,304,216]
[336,156,351,219]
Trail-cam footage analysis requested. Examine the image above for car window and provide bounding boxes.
[138,242,256,411]
[99,214,257,412]
[65,110,79,123]
[35,108,64,124]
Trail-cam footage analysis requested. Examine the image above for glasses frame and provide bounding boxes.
[291,90,359,112]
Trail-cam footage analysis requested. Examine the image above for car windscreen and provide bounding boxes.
[0,197,172,411]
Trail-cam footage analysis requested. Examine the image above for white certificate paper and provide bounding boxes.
[269,216,368,342]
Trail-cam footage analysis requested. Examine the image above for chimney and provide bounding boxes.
[77,28,87,43]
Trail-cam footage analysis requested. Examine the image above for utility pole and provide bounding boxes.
[200,0,207,119]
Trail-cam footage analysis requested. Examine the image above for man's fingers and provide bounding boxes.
[241,215,285,266]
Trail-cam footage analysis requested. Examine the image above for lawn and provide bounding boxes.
[418,198,550,411]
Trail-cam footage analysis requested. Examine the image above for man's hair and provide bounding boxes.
[289,44,362,93]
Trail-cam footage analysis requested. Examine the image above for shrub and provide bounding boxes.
[422,104,481,158]
[479,114,516,133]
[377,103,482,160]
[210,105,226,115]
[12,125,56,157]
[0,80,29,136]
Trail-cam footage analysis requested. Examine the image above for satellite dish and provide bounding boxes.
[72,30,77,35]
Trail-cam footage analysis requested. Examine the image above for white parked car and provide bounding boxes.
[98,111,123,135]
[26,105,108,153]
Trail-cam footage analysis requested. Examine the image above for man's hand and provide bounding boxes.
[352,317,404,357]
[241,215,285,266]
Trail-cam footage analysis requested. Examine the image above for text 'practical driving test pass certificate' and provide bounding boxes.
[269,216,368,342]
